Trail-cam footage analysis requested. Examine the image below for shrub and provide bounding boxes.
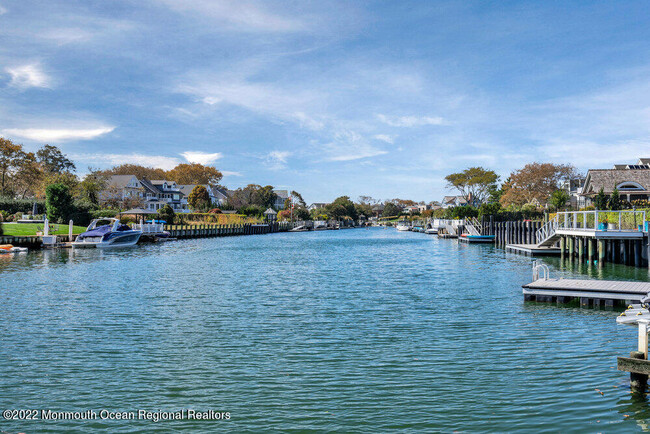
[158,204,176,224]
[91,209,120,219]
[0,198,46,215]
[46,183,74,223]
[238,205,265,217]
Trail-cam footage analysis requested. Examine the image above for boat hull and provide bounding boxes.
[72,231,142,248]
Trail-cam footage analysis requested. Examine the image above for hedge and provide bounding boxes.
[0,198,46,215]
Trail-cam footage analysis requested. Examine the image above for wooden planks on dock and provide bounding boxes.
[523,278,650,302]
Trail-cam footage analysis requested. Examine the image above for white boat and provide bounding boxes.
[0,244,28,254]
[72,218,142,248]
[396,222,411,231]
[425,227,438,234]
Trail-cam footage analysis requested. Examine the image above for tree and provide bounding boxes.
[188,185,211,211]
[382,202,400,218]
[157,204,175,224]
[594,187,608,210]
[79,168,108,206]
[12,152,44,199]
[0,137,24,196]
[500,163,577,207]
[256,185,278,208]
[45,183,74,223]
[290,190,306,207]
[103,164,167,180]
[445,167,499,205]
[609,188,622,211]
[167,163,223,187]
[326,196,358,220]
[549,189,571,211]
[36,144,76,173]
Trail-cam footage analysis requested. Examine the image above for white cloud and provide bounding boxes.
[5,63,52,89]
[0,5,7,15]
[2,126,114,142]
[373,134,395,144]
[323,130,388,161]
[157,0,303,32]
[180,151,223,165]
[265,150,292,169]
[221,170,242,177]
[72,153,182,170]
[376,114,446,127]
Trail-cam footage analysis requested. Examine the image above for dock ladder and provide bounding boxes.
[532,260,550,281]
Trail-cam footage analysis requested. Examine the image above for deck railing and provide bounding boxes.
[536,215,559,244]
[132,223,165,234]
[556,210,646,232]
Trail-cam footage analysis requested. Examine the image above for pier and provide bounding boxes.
[522,261,650,306]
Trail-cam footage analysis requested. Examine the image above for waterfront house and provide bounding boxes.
[308,202,329,211]
[177,184,229,207]
[141,179,189,213]
[273,190,290,209]
[581,158,650,204]
[441,196,468,208]
[101,175,145,204]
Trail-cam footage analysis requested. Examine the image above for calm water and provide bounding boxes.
[2,228,650,432]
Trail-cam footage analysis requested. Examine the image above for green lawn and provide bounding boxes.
[1,222,87,236]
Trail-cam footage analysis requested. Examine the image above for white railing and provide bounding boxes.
[555,210,646,232]
[536,215,559,244]
[132,223,165,234]
[465,217,482,236]
[532,260,550,281]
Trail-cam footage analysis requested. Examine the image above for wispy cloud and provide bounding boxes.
[157,0,304,33]
[180,151,223,165]
[0,4,7,15]
[324,130,388,161]
[376,114,446,127]
[221,170,242,177]
[373,134,395,144]
[2,126,114,142]
[265,150,292,170]
[72,153,181,170]
[5,63,52,89]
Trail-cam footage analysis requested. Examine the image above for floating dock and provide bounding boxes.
[459,235,495,244]
[523,277,650,305]
[506,243,561,256]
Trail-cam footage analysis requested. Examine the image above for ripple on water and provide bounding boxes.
[0,229,646,432]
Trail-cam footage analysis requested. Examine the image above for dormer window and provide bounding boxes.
[616,182,644,191]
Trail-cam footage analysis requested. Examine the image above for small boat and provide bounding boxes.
[0,244,28,253]
[289,225,309,232]
[425,223,438,234]
[72,218,142,248]
[396,222,411,231]
[412,226,424,232]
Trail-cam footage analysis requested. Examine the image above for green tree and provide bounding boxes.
[326,196,358,220]
[608,188,622,210]
[594,187,608,210]
[45,183,74,223]
[382,202,400,218]
[79,168,107,206]
[256,185,278,208]
[36,144,76,173]
[549,189,571,211]
[188,185,211,211]
[157,204,175,224]
[445,167,499,205]
[0,137,24,196]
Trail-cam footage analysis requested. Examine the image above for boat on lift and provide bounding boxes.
[72,218,142,248]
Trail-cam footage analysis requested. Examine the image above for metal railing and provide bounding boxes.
[555,210,646,232]
[132,223,165,234]
[532,260,550,281]
[465,217,482,236]
[536,215,559,244]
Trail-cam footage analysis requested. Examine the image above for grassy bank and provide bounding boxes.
[1,223,87,237]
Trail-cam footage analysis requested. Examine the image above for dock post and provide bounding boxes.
[622,240,628,265]
[560,237,565,258]
[635,240,642,267]
[630,350,648,393]
[568,237,574,260]
[578,237,584,261]
[588,239,594,263]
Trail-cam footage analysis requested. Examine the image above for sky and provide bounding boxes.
[2,1,650,203]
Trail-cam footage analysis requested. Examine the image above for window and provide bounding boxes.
[616,182,644,191]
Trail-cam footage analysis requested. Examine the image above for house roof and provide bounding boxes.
[107,175,139,189]
[582,169,650,195]
[139,178,161,195]
[264,208,277,215]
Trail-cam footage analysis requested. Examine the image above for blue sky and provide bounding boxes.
[2,1,650,203]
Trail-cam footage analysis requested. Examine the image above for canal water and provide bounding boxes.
[2,228,650,432]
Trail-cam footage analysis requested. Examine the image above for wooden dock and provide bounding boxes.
[506,243,561,256]
[523,277,650,304]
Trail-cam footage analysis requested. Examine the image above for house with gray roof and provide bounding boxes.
[101,175,144,204]
[582,158,650,204]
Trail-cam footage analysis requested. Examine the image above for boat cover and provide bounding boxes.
[78,225,112,239]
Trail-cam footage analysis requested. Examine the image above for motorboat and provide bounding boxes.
[424,223,438,234]
[0,244,28,253]
[396,222,411,231]
[72,218,142,248]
